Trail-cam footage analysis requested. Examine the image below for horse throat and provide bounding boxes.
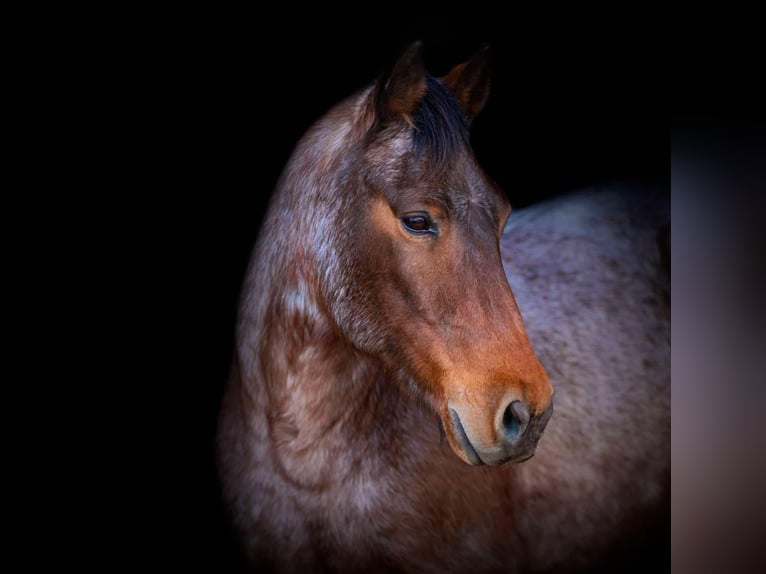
[257,280,399,490]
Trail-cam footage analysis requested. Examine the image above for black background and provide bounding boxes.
[130,12,669,571]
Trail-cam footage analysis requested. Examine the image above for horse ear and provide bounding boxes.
[442,45,492,122]
[375,41,427,124]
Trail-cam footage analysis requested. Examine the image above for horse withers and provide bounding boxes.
[217,43,669,573]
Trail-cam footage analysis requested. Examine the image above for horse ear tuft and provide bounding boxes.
[442,45,492,122]
[375,41,427,124]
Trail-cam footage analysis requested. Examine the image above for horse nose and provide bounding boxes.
[498,399,531,444]
[446,395,553,466]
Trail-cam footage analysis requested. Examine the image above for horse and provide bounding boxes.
[216,43,670,573]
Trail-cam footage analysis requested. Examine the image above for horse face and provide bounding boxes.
[339,44,554,466]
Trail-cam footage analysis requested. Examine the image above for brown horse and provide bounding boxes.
[217,43,669,573]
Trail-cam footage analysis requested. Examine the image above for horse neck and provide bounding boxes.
[237,253,412,487]
[239,90,377,419]
[232,94,430,484]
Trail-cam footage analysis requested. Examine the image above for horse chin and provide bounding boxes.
[445,431,538,467]
[497,451,536,465]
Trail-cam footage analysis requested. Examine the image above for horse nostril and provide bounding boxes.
[501,400,531,443]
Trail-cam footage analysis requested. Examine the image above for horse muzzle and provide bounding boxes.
[444,396,554,466]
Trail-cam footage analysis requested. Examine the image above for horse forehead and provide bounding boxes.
[363,130,500,209]
[439,160,501,209]
[411,150,491,193]
[457,161,494,196]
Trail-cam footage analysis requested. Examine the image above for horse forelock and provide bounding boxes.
[360,75,471,177]
[411,76,470,170]
[280,74,470,211]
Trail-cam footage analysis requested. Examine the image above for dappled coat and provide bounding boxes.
[217,43,669,573]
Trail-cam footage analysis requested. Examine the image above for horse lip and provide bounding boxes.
[449,408,484,466]
[498,451,535,465]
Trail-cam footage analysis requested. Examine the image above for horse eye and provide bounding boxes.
[401,214,433,234]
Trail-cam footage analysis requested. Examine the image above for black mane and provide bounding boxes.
[411,75,470,169]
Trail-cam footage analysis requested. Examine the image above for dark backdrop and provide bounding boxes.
[137,14,667,571]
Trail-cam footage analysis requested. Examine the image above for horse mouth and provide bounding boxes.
[449,408,483,465]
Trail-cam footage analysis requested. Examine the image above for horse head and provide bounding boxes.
[322,43,554,465]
